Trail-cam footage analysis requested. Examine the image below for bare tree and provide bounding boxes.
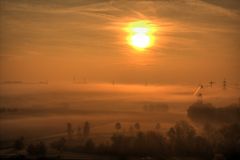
[115,122,122,132]
[134,122,140,130]
[14,136,25,150]
[77,126,82,139]
[67,122,73,140]
[83,121,90,137]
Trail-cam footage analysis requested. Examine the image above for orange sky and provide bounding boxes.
[0,0,239,84]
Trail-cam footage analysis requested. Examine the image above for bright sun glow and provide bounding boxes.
[125,20,156,50]
[131,33,150,49]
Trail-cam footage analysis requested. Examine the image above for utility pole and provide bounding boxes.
[209,81,215,88]
[223,79,227,90]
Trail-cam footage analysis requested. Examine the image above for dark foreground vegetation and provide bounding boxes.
[187,102,240,124]
[3,118,239,160]
[1,102,240,160]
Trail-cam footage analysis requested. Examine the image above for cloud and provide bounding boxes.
[1,0,239,57]
[201,0,240,11]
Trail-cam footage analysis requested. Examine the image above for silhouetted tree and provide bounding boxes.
[96,143,110,154]
[115,122,122,132]
[134,132,146,155]
[167,121,196,155]
[27,144,35,155]
[84,139,95,152]
[110,131,168,157]
[187,102,216,123]
[111,133,133,155]
[202,123,222,148]
[134,122,140,131]
[14,136,25,150]
[37,141,47,156]
[83,121,90,137]
[218,123,240,159]
[51,137,66,152]
[167,121,213,158]
[67,122,74,140]
[27,142,47,157]
[187,102,240,124]
[77,126,82,138]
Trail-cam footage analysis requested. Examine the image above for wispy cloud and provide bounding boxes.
[0,0,239,83]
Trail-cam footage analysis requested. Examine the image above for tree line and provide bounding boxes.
[12,120,240,159]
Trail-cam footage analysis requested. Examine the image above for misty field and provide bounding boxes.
[0,83,191,140]
[0,83,239,159]
[1,83,238,140]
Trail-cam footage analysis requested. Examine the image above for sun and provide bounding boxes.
[125,20,156,50]
[131,33,150,49]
